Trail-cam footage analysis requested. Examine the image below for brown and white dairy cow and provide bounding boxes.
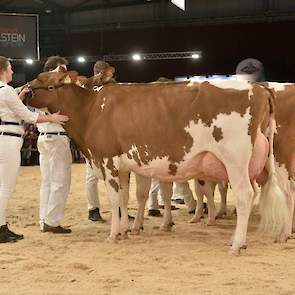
[200,82,295,239]
[258,83,295,236]
[82,73,176,233]
[26,72,288,255]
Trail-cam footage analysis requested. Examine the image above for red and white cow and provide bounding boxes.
[26,72,289,255]
[197,82,295,240]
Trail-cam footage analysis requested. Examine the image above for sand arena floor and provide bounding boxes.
[1,163,295,295]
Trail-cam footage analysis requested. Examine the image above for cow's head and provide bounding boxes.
[25,71,78,110]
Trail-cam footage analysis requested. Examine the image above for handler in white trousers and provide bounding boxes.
[85,159,105,222]
[147,180,196,216]
[172,182,196,213]
[38,56,72,234]
[0,55,68,243]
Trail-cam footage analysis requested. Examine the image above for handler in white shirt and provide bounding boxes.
[37,56,73,234]
[0,56,68,243]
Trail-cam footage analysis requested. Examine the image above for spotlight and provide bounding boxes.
[77,56,86,63]
[191,53,200,59]
[132,54,142,61]
[25,58,34,64]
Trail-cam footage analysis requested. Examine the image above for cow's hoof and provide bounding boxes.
[119,232,129,240]
[229,248,241,256]
[229,244,247,255]
[160,222,174,232]
[274,235,289,243]
[230,208,237,217]
[216,211,227,219]
[130,229,141,235]
[189,217,202,223]
[207,220,217,226]
[106,235,120,243]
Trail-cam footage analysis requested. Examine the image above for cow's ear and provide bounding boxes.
[37,72,58,84]
[68,70,79,80]
[58,66,67,73]
[75,75,87,87]
[61,71,79,84]
[109,66,115,75]
[93,73,103,84]
[101,67,115,83]
[86,73,103,87]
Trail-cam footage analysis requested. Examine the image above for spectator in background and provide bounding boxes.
[85,60,134,222]
[21,124,38,166]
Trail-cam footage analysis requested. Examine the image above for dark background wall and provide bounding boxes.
[4,0,295,83]
[61,21,295,82]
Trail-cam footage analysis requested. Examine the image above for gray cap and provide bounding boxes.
[236,58,264,82]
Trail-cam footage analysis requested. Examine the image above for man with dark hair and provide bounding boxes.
[37,56,72,234]
[93,60,110,75]
[85,60,111,222]
[86,60,134,222]
[43,56,68,73]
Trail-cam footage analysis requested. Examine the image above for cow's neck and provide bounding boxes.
[53,85,96,158]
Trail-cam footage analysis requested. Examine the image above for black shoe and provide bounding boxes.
[0,225,18,243]
[88,208,105,223]
[42,223,72,234]
[203,203,208,214]
[3,224,24,240]
[173,199,185,204]
[119,207,135,220]
[159,205,179,210]
[189,209,196,214]
[148,209,162,217]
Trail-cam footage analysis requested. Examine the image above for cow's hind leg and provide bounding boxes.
[102,158,121,242]
[190,180,205,223]
[160,182,174,231]
[131,175,151,235]
[227,167,254,255]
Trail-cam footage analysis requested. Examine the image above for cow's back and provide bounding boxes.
[85,81,272,169]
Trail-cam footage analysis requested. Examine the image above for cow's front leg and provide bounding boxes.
[102,158,121,242]
[206,187,217,226]
[131,174,151,235]
[289,180,295,235]
[217,182,228,218]
[160,182,174,231]
[119,172,131,239]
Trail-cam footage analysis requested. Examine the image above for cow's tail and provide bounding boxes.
[258,86,289,240]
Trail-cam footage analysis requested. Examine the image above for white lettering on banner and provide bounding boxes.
[0,33,26,42]
[171,0,185,11]
[0,33,26,47]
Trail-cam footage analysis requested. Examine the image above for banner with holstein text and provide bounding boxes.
[0,13,39,60]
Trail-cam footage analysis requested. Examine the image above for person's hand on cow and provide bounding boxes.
[18,86,32,101]
[48,111,69,125]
